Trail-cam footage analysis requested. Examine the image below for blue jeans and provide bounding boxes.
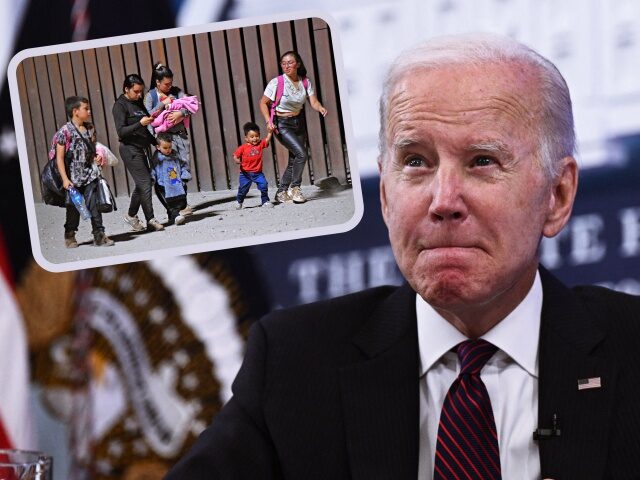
[237,171,270,204]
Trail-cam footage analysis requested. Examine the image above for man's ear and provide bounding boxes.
[378,156,390,226]
[542,156,578,238]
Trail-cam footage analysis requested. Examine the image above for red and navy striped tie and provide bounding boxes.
[434,339,501,479]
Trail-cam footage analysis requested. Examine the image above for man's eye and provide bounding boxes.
[404,156,425,167]
[472,156,495,167]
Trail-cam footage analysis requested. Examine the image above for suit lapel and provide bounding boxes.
[339,284,419,480]
[336,270,617,479]
[538,268,617,478]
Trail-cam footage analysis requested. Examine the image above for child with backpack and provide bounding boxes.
[233,122,274,209]
[53,96,114,247]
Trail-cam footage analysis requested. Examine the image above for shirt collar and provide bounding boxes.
[417,270,542,378]
[284,74,301,85]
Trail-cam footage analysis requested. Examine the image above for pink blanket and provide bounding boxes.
[152,95,199,133]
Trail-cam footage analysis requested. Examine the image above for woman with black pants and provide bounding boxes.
[144,62,194,223]
[260,51,327,204]
[112,74,164,232]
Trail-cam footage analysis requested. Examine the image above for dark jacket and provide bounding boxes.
[165,268,640,480]
[112,94,155,147]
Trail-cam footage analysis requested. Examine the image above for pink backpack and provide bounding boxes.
[269,74,309,126]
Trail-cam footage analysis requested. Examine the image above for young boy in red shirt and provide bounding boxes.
[233,122,274,209]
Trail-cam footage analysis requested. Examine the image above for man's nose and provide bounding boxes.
[428,165,468,222]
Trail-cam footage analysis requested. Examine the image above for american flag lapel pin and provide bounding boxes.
[577,377,602,390]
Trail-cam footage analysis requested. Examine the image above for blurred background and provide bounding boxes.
[0,0,638,478]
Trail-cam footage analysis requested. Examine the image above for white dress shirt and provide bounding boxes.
[417,271,542,480]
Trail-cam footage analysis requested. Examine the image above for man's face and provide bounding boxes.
[380,61,575,323]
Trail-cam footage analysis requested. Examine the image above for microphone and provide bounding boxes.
[533,413,561,440]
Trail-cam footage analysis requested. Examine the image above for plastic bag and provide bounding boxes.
[96,142,119,166]
[41,159,66,207]
[96,175,117,213]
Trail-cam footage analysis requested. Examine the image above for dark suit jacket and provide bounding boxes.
[165,268,640,479]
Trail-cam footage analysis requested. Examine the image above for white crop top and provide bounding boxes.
[263,75,315,114]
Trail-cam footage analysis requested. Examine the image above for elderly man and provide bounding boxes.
[166,34,640,480]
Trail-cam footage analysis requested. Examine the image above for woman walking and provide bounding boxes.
[144,63,194,219]
[112,73,164,232]
[260,51,327,204]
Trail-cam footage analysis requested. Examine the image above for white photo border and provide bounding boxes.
[7,10,364,273]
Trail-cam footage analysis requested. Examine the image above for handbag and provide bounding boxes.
[95,172,117,213]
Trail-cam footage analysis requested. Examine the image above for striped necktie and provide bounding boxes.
[433,339,501,479]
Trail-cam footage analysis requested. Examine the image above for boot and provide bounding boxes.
[93,231,115,247]
[64,231,78,248]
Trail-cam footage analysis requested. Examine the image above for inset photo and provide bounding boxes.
[8,12,362,272]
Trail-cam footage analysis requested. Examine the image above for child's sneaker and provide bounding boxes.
[124,214,145,232]
[236,202,244,210]
[262,202,274,208]
[147,218,165,231]
[64,232,78,248]
[93,231,115,246]
[175,215,186,225]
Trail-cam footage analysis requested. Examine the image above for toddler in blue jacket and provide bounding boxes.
[151,132,192,225]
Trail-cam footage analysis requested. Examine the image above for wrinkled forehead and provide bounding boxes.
[384,61,543,150]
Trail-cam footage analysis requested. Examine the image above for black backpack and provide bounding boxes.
[41,128,71,207]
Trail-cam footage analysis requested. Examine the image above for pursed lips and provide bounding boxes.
[417,246,486,268]
[419,244,486,256]
[420,238,483,250]
[424,243,480,249]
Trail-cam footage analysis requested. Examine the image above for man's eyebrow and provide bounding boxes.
[466,140,513,155]
[391,135,422,150]
[389,137,515,158]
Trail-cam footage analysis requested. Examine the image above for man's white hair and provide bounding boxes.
[378,33,575,179]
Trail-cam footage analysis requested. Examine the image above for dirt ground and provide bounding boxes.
[33,183,359,269]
